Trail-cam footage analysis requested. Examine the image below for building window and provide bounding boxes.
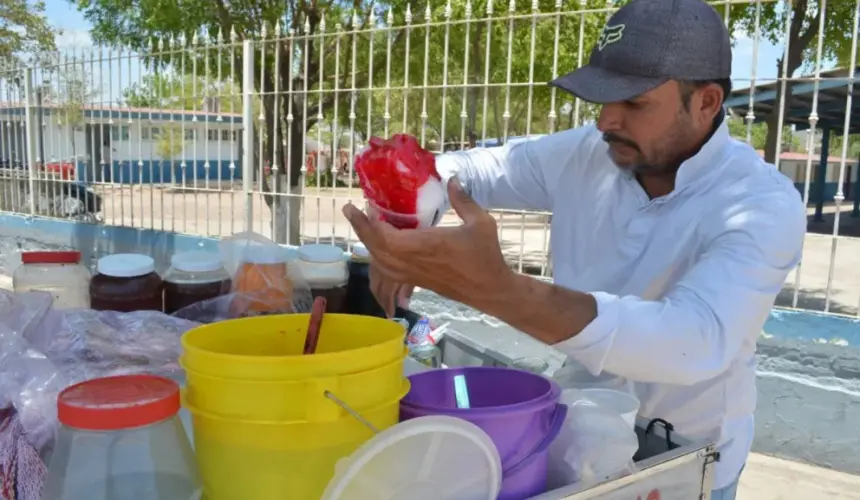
[184,129,196,141]
[151,127,160,138]
[121,125,130,141]
[232,130,239,142]
[111,125,119,140]
[221,129,230,141]
[208,129,218,141]
[141,126,150,140]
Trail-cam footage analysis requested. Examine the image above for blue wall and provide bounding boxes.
[75,159,241,184]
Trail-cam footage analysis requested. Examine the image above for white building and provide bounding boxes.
[0,103,243,183]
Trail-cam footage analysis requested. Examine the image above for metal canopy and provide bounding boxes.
[725,66,860,134]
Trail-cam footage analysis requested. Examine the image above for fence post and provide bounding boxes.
[242,39,255,232]
[23,67,38,215]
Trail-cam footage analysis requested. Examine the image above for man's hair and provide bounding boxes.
[677,79,732,110]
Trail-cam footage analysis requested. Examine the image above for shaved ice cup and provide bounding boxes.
[366,200,441,229]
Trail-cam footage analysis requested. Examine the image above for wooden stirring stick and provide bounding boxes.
[303,296,328,355]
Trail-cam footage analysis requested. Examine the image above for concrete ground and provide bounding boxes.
[738,454,860,500]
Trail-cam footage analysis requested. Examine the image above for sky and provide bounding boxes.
[44,0,790,101]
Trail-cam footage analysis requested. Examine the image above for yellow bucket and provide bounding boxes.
[181,313,406,380]
[185,385,407,500]
[181,352,407,421]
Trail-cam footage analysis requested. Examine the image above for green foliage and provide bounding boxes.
[155,123,184,160]
[0,0,55,62]
[726,117,800,152]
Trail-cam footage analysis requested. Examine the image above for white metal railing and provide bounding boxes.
[0,0,858,317]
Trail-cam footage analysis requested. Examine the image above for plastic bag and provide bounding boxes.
[0,288,200,451]
[184,231,315,320]
[355,134,444,229]
[547,388,639,490]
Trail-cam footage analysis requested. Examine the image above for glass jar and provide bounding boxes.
[13,251,91,309]
[231,243,295,315]
[344,243,386,317]
[42,374,200,500]
[295,244,349,313]
[163,251,231,314]
[89,254,164,313]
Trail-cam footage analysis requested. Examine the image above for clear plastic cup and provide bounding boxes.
[366,199,440,229]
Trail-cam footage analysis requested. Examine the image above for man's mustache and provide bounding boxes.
[603,132,640,152]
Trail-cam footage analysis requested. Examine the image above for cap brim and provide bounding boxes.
[549,64,668,104]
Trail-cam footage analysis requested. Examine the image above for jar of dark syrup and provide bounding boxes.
[163,251,232,314]
[89,254,164,313]
[295,244,349,313]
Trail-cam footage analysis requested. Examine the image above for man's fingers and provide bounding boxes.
[396,284,415,309]
[343,203,385,249]
[369,264,398,317]
[447,177,484,224]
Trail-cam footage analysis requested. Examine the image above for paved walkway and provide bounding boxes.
[739,454,860,499]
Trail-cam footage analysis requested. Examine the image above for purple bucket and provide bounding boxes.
[400,367,567,500]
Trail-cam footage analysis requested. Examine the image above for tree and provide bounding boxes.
[727,0,859,163]
[155,123,184,161]
[726,116,800,153]
[0,0,55,63]
[74,0,605,244]
[53,58,99,161]
[123,73,242,113]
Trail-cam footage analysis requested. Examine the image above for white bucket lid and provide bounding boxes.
[322,416,501,500]
[97,253,155,278]
[171,251,224,273]
[298,244,346,264]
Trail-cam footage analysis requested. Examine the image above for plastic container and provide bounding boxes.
[163,251,231,314]
[322,416,502,500]
[400,367,567,500]
[43,375,200,500]
[185,389,405,500]
[181,351,407,421]
[89,254,163,312]
[344,243,386,317]
[553,359,633,392]
[579,388,640,429]
[295,244,349,313]
[181,313,406,380]
[13,251,91,309]
[231,243,295,315]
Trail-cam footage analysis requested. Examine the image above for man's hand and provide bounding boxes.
[369,264,414,318]
[343,178,516,309]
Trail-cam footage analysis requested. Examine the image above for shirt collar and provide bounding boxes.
[673,110,730,192]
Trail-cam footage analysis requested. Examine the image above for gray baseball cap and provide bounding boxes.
[550,0,732,104]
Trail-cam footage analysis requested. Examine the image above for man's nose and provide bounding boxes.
[597,103,624,133]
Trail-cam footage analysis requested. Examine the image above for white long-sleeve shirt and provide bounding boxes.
[435,121,806,489]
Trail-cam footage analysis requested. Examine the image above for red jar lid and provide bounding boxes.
[21,251,81,265]
[57,375,180,431]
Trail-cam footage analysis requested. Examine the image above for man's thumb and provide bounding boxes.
[447,177,482,222]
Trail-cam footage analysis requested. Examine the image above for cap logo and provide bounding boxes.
[597,24,625,51]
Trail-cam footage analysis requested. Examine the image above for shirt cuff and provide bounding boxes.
[554,291,620,375]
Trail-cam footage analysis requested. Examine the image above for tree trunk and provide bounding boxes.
[762,0,819,163]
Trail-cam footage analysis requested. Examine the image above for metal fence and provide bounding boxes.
[0,0,859,316]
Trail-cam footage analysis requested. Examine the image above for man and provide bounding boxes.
[343,0,806,498]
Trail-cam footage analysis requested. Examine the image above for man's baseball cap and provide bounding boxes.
[550,0,732,104]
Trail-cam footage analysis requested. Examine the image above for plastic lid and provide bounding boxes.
[322,416,502,500]
[240,242,292,265]
[171,251,224,273]
[298,244,346,264]
[351,243,370,259]
[97,253,156,278]
[21,251,81,265]
[57,374,181,431]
